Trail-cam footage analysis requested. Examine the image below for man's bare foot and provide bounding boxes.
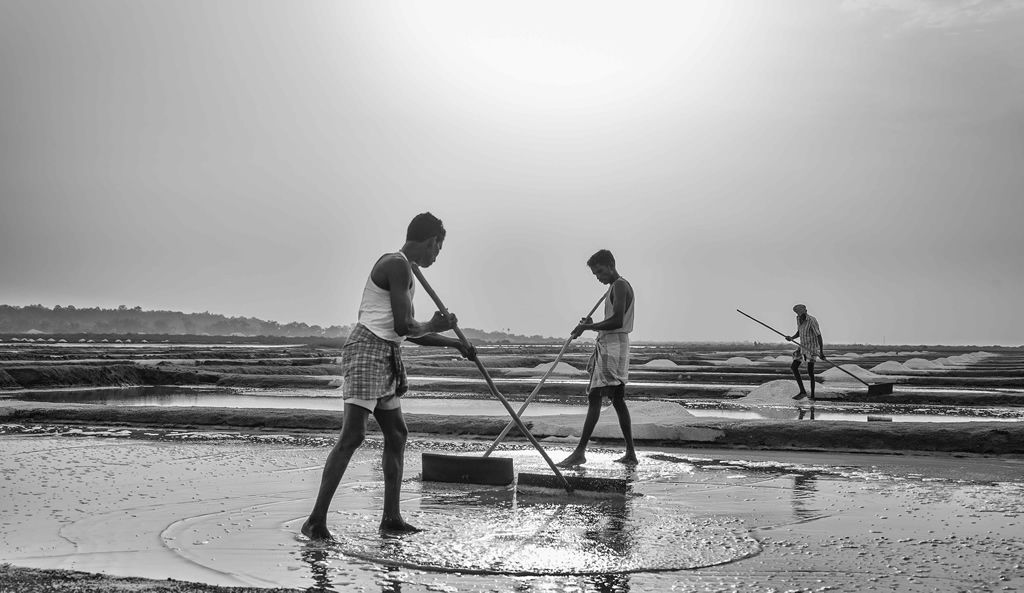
[379,518,421,534]
[555,453,586,468]
[301,518,334,542]
[614,454,638,465]
[792,391,807,400]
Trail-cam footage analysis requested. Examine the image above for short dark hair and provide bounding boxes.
[587,249,615,268]
[406,212,446,243]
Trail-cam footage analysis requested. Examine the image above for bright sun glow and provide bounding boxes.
[389,1,765,112]
[463,34,626,86]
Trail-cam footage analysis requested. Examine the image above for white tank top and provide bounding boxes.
[357,251,414,343]
[598,277,634,336]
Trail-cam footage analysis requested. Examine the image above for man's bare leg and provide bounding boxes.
[790,360,807,399]
[807,361,816,400]
[556,389,605,467]
[373,407,420,533]
[302,404,370,541]
[610,387,637,464]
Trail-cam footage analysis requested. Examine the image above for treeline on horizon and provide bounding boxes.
[0,304,557,343]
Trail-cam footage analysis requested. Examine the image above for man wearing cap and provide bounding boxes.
[786,304,826,400]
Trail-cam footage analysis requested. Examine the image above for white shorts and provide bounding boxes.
[344,394,402,412]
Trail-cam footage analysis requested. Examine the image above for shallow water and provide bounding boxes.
[2,426,1023,592]
[6,385,1024,423]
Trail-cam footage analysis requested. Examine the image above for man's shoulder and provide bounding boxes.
[373,252,410,272]
[369,252,411,288]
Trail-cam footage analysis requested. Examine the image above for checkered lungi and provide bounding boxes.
[341,323,408,400]
[587,332,630,391]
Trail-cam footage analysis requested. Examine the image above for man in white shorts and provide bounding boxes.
[302,212,475,540]
[555,249,637,467]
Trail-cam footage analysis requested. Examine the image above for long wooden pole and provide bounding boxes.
[411,265,574,491]
[483,293,607,457]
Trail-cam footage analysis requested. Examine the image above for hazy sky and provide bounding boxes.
[2,1,1022,345]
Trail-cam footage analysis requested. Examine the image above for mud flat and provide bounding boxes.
[1,427,1023,593]
[2,342,1023,591]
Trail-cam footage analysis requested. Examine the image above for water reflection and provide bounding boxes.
[790,473,818,522]
[8,386,1024,423]
[299,545,336,593]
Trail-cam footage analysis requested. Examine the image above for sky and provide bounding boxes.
[1,0,1022,346]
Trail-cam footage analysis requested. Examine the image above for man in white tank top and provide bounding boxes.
[556,249,638,468]
[302,213,476,540]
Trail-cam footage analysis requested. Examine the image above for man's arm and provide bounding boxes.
[573,281,631,336]
[383,257,449,339]
[407,333,476,360]
[382,257,475,359]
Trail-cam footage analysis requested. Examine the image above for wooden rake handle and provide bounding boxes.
[483,293,607,457]
[411,264,574,491]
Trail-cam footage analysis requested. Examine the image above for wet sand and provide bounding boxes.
[2,343,1023,591]
[2,420,1024,592]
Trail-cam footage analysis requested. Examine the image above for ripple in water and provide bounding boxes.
[330,486,760,575]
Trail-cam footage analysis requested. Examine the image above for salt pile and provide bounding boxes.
[904,358,941,370]
[871,361,910,374]
[739,379,843,403]
[524,361,586,376]
[723,357,755,366]
[643,359,678,368]
[932,357,955,366]
[820,364,885,383]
